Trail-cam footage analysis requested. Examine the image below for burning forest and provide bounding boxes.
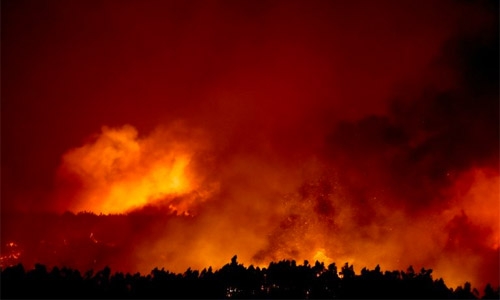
[1,0,499,298]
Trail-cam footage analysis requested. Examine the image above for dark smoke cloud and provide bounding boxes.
[251,1,499,287]
[324,9,499,212]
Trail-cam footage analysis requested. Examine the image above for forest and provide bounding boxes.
[2,255,499,299]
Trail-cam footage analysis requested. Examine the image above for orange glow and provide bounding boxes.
[2,1,498,296]
[0,242,22,268]
[40,125,500,292]
[57,124,214,214]
[434,168,500,288]
[2,125,499,292]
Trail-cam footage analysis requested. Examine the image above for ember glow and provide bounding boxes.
[2,0,499,293]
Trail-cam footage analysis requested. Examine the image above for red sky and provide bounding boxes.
[1,0,499,291]
[1,0,462,209]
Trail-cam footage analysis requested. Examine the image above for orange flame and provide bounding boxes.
[57,124,215,214]
[45,123,500,291]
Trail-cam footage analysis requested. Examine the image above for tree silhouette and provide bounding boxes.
[1,258,497,299]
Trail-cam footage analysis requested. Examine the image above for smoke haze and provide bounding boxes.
[2,0,498,291]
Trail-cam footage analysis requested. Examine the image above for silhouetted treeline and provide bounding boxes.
[1,256,499,299]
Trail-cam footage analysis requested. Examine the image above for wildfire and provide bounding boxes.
[313,249,333,266]
[10,123,497,292]
[434,168,500,289]
[56,124,214,215]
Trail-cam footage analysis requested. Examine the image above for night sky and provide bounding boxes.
[1,0,499,291]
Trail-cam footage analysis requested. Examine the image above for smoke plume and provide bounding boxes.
[1,0,498,292]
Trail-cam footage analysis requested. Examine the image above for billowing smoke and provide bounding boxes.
[55,123,217,215]
[1,0,498,293]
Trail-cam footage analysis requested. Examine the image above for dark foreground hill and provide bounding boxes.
[1,256,499,299]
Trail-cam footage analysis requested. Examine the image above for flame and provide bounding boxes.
[434,168,500,288]
[14,123,498,291]
[57,124,214,214]
[313,249,333,265]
